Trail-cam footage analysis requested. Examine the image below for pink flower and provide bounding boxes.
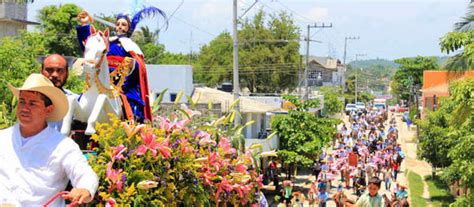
[157,116,172,131]
[179,139,194,154]
[136,130,160,157]
[218,138,236,155]
[202,171,217,185]
[215,177,233,201]
[105,197,116,207]
[157,138,172,158]
[235,163,248,173]
[232,183,252,199]
[106,163,123,192]
[208,152,223,171]
[111,144,127,161]
[197,131,216,146]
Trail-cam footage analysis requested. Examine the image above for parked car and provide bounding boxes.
[355,102,366,112]
[345,104,357,115]
[397,106,409,113]
[389,106,396,112]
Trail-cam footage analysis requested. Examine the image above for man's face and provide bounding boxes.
[367,183,380,196]
[17,91,54,128]
[115,19,129,36]
[42,55,68,88]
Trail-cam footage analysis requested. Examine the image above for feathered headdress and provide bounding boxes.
[116,6,167,37]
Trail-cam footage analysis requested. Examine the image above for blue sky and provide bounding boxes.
[28,0,469,61]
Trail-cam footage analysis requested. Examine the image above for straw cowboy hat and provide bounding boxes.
[7,73,68,121]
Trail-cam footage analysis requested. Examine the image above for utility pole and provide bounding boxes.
[343,36,360,65]
[354,54,365,103]
[232,0,240,126]
[233,0,257,126]
[304,23,332,100]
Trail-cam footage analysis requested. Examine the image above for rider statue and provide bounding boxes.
[75,9,164,124]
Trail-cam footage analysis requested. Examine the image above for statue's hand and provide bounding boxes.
[77,11,93,26]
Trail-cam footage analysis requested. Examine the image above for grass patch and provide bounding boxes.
[425,175,454,207]
[408,170,427,207]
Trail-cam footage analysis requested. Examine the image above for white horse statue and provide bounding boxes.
[61,26,123,135]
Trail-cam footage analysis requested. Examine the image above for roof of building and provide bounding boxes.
[421,82,449,97]
[192,87,283,113]
[307,56,339,69]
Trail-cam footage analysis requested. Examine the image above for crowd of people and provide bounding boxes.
[269,106,410,207]
[311,107,408,207]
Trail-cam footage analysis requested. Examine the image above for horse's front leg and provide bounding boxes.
[61,95,80,135]
[85,94,107,135]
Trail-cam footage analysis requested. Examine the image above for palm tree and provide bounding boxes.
[440,3,474,71]
[140,26,160,45]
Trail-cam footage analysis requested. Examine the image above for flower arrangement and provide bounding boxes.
[88,105,263,206]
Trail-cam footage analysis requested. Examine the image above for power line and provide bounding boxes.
[172,16,218,37]
[275,0,313,23]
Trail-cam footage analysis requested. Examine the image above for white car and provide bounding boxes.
[355,102,366,112]
[345,104,357,115]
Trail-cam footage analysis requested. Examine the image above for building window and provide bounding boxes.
[170,93,177,102]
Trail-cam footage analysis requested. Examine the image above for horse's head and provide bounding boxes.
[84,25,110,69]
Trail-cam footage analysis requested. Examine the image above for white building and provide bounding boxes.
[146,64,193,104]
[0,0,38,37]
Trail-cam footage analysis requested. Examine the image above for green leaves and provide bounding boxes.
[194,10,300,93]
[271,95,336,167]
[391,56,439,102]
[418,79,474,205]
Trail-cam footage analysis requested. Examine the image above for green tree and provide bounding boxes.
[194,32,233,86]
[0,36,41,127]
[320,86,344,115]
[390,56,439,103]
[239,10,300,93]
[195,10,301,93]
[271,95,338,178]
[36,4,83,56]
[417,79,474,206]
[439,4,474,71]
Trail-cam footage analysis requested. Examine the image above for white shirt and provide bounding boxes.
[48,89,78,132]
[0,124,98,207]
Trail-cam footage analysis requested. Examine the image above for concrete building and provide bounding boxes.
[0,0,38,37]
[146,64,194,104]
[306,56,346,87]
[421,71,474,117]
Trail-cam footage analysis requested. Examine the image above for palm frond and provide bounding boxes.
[455,4,474,32]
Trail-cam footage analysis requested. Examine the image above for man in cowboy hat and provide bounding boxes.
[0,74,98,206]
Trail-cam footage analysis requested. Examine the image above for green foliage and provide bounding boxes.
[89,108,263,205]
[194,32,233,86]
[418,79,474,205]
[194,10,301,93]
[320,86,344,115]
[390,56,439,103]
[0,36,41,121]
[271,95,338,167]
[36,4,83,56]
[347,59,397,93]
[439,4,474,71]
[64,73,85,95]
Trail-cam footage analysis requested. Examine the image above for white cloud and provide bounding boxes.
[306,6,329,22]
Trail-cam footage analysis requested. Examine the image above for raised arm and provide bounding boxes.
[76,11,93,51]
